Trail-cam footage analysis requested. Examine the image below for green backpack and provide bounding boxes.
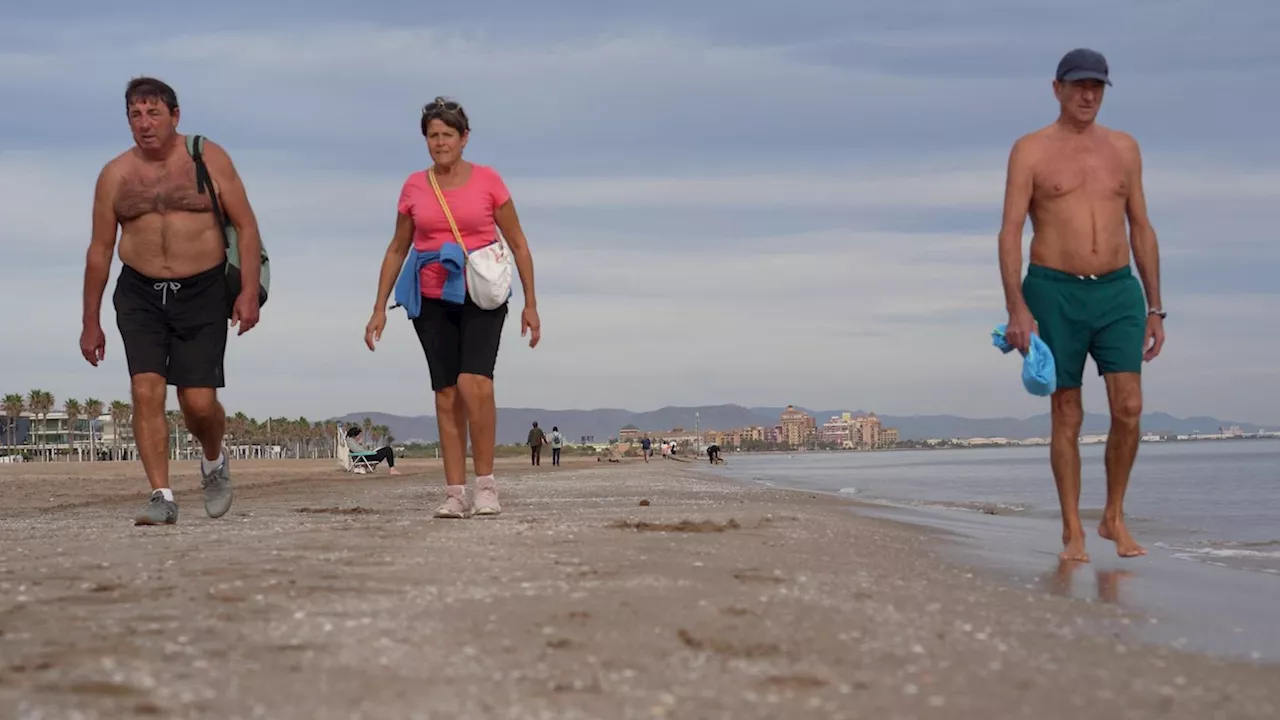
[185,134,271,309]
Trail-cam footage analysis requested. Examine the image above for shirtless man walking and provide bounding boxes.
[997,49,1165,561]
[80,77,263,525]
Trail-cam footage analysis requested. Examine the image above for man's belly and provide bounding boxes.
[118,212,226,280]
[1029,204,1131,276]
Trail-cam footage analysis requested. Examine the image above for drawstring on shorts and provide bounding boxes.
[153,281,182,305]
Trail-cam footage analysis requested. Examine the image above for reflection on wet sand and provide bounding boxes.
[1044,558,1136,604]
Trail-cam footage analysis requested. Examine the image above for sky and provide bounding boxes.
[3,1,1279,424]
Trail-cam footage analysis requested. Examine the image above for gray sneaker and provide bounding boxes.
[135,492,179,526]
[201,448,233,519]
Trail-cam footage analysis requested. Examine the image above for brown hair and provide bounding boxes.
[125,77,179,114]
[420,96,470,137]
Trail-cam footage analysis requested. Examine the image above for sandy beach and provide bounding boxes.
[0,457,1275,719]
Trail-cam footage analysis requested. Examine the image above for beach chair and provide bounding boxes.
[336,424,382,475]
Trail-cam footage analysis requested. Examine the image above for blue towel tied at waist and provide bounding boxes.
[992,323,1057,396]
[393,244,467,318]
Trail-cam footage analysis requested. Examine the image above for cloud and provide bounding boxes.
[2,8,1278,426]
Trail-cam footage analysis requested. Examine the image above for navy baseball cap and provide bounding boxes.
[1056,48,1112,85]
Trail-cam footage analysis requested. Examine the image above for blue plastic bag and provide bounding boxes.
[992,323,1057,396]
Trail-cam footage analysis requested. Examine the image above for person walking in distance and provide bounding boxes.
[549,426,564,466]
[364,97,541,519]
[640,436,652,463]
[997,49,1164,561]
[80,77,263,526]
[528,421,547,466]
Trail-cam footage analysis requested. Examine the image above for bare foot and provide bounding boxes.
[1098,518,1147,558]
[1060,535,1090,562]
[389,468,402,476]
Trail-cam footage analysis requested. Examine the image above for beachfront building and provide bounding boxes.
[613,425,701,453]
[779,405,816,448]
[704,425,768,450]
[818,412,900,450]
[1,409,126,461]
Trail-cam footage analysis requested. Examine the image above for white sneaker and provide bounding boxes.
[473,476,501,516]
[434,485,472,519]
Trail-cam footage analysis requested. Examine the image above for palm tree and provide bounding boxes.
[109,400,131,460]
[228,412,249,459]
[165,410,183,460]
[3,393,24,453]
[28,390,54,461]
[63,398,82,461]
[83,398,104,461]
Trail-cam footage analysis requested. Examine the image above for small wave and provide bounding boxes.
[1155,542,1280,561]
[1156,542,1280,576]
[837,487,859,495]
[1024,507,1152,523]
[1208,539,1280,550]
[913,500,1031,516]
[1168,554,1280,576]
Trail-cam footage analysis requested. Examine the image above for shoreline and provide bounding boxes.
[694,459,1280,664]
[1,458,1276,718]
[717,434,1280,456]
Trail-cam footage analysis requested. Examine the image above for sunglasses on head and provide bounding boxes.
[423,99,462,115]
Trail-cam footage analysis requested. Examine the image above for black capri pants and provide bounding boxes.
[411,296,508,392]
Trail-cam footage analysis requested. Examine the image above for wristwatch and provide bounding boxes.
[1148,308,1167,319]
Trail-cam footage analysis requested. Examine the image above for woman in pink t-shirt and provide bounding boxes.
[364,97,542,519]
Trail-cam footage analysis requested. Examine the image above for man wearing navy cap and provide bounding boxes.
[996,49,1166,562]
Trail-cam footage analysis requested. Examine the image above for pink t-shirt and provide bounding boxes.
[397,163,512,300]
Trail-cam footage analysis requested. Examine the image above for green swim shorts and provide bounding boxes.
[1021,264,1147,390]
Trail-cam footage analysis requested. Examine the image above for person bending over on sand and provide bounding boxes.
[997,49,1164,562]
[365,96,541,519]
[80,77,263,527]
[346,426,402,476]
[706,444,721,465]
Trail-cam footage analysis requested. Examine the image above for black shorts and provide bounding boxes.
[113,263,230,388]
[411,296,508,392]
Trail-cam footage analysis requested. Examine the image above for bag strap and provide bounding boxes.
[427,167,470,259]
[186,135,231,251]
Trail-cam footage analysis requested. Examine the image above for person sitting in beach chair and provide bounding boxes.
[345,426,401,476]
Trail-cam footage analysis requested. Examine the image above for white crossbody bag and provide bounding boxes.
[428,167,514,310]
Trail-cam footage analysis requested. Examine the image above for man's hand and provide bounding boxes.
[80,321,106,366]
[1143,314,1165,362]
[521,305,541,348]
[231,290,261,336]
[1005,304,1037,354]
[365,309,387,351]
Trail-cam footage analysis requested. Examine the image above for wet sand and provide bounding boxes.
[847,499,1280,663]
[0,457,1276,719]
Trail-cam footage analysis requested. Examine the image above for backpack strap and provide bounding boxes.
[185,134,230,250]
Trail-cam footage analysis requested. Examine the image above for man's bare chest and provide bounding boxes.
[1034,144,1129,202]
[113,159,212,222]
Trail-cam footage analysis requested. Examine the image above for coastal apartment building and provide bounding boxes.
[819,412,900,450]
[1,410,131,460]
[780,405,816,448]
[617,406,902,453]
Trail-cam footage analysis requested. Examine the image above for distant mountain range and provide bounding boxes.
[332,404,1274,445]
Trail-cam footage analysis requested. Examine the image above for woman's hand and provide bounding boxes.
[365,309,387,351]
[521,305,541,348]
